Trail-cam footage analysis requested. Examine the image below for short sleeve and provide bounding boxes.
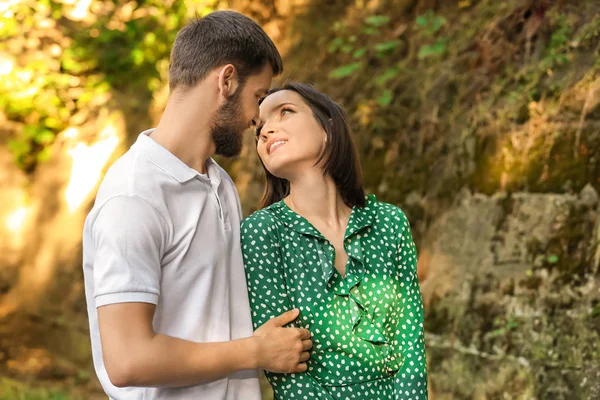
[91,195,166,308]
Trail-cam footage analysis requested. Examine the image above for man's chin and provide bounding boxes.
[215,143,243,158]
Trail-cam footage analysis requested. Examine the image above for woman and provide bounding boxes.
[241,83,427,399]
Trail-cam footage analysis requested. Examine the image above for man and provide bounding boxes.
[82,10,312,400]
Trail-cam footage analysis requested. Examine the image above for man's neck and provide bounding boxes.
[151,85,217,174]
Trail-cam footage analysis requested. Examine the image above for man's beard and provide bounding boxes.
[211,88,248,158]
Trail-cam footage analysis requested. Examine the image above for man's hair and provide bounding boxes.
[169,10,283,91]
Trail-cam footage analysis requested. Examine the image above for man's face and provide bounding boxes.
[211,65,273,157]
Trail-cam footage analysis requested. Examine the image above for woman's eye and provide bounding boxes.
[281,108,293,116]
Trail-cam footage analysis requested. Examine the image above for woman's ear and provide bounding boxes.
[217,64,239,98]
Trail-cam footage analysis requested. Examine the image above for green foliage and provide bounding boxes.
[329,62,362,79]
[374,40,401,53]
[375,67,399,86]
[352,47,367,58]
[541,16,572,70]
[489,316,520,338]
[327,14,402,80]
[416,10,446,36]
[0,378,70,400]
[328,37,344,53]
[377,89,393,107]
[418,38,448,59]
[364,15,390,27]
[415,11,447,59]
[575,16,600,45]
[0,0,202,172]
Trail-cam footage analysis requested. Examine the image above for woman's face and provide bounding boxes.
[256,90,327,179]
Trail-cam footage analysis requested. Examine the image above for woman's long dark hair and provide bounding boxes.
[258,82,365,209]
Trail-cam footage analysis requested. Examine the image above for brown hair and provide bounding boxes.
[169,10,283,91]
[257,82,365,209]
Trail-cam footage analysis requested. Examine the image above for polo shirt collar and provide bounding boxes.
[134,129,219,185]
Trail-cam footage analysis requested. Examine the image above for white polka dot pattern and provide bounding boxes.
[241,195,428,399]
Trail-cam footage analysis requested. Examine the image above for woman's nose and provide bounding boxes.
[260,122,276,138]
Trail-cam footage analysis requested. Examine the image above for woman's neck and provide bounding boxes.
[285,171,351,229]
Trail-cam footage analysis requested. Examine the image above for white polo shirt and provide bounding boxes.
[82,130,261,400]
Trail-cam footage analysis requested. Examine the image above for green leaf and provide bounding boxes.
[36,147,52,162]
[341,44,354,53]
[378,89,393,107]
[352,48,367,59]
[34,130,55,145]
[131,48,144,66]
[329,62,362,79]
[417,39,447,59]
[375,68,398,85]
[365,15,390,27]
[374,40,402,53]
[44,117,62,129]
[429,15,446,34]
[416,15,429,28]
[144,32,156,46]
[361,26,379,35]
[23,125,41,139]
[506,318,519,330]
[328,37,344,53]
[8,139,31,156]
[416,10,446,34]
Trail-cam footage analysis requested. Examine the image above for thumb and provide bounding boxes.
[270,308,300,327]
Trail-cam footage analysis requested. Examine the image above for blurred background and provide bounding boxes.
[0,0,599,399]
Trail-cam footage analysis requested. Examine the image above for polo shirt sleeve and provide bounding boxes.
[91,195,166,308]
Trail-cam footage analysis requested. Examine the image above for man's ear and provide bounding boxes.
[217,64,239,98]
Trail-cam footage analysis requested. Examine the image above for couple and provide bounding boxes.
[82,10,427,400]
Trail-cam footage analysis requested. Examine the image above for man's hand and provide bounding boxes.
[253,309,313,373]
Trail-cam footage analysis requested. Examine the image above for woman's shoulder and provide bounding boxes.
[367,195,408,221]
[366,195,412,235]
[241,206,283,235]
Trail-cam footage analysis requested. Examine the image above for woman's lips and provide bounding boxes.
[269,140,287,154]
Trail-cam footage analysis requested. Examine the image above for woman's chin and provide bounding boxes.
[265,163,291,180]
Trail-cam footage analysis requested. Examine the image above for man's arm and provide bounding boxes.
[91,196,312,388]
[98,303,311,388]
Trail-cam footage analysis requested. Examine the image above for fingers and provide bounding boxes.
[301,339,312,351]
[292,362,308,373]
[297,328,311,340]
[299,351,310,362]
[270,308,300,327]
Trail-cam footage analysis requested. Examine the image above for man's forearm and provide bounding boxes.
[107,334,258,388]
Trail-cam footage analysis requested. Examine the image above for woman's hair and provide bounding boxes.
[258,82,365,209]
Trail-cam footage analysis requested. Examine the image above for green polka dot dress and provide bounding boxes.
[241,194,427,400]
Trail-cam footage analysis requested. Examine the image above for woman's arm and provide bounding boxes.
[394,210,428,398]
[241,213,334,399]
